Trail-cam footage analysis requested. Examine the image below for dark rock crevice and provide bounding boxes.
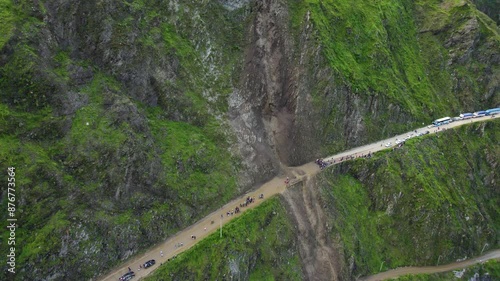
[229,0,299,188]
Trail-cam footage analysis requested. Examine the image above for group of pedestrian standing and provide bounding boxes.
[315,158,329,169]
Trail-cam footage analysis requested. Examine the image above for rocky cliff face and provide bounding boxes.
[230,0,499,174]
[0,0,498,280]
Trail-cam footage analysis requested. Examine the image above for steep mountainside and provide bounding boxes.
[1,0,247,279]
[231,0,499,170]
[0,0,498,280]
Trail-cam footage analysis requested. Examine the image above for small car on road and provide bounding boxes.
[119,271,135,281]
[144,259,156,268]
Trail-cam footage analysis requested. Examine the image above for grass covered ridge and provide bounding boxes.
[318,121,499,277]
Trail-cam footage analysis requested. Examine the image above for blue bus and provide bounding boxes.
[474,111,487,117]
[460,113,473,119]
[485,108,500,116]
[433,117,451,126]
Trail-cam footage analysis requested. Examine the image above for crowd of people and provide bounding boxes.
[315,158,329,169]
[225,206,241,216]
[220,195,261,218]
[240,196,256,208]
[315,152,376,170]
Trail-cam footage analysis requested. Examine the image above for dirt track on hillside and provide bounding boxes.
[360,249,500,281]
[99,116,498,281]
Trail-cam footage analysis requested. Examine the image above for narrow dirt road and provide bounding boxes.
[99,115,498,281]
[359,249,500,281]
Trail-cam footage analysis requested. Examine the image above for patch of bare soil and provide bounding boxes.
[282,177,344,281]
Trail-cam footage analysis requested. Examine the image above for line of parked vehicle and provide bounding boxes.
[385,130,430,147]
[431,107,500,127]
[118,259,156,281]
[385,107,499,148]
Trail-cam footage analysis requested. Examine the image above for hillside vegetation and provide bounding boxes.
[144,198,303,281]
[0,0,246,279]
[294,0,446,116]
[310,0,500,113]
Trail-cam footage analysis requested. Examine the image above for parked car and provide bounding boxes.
[144,259,156,268]
[119,271,135,281]
[385,142,392,147]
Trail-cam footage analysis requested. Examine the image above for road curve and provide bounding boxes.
[359,249,500,281]
[98,115,499,281]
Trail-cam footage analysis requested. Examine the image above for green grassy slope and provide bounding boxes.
[304,0,447,117]
[414,0,500,111]
[318,121,499,277]
[144,198,303,281]
[281,0,500,165]
[471,0,500,25]
[0,0,17,49]
[0,0,245,279]
[288,0,499,149]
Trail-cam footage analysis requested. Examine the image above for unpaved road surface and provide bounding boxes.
[99,116,498,281]
[360,249,500,281]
